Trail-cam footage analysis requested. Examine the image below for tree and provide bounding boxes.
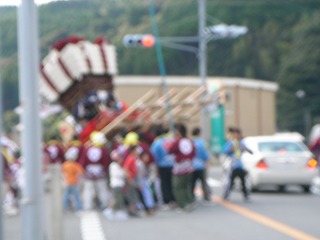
[1,0,320,138]
[3,110,19,134]
[277,11,320,134]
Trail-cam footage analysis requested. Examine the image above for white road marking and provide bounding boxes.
[80,211,106,240]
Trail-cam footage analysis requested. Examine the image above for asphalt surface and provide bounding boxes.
[3,166,320,240]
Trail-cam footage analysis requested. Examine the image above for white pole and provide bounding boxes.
[18,1,44,240]
[0,49,3,240]
[198,0,207,140]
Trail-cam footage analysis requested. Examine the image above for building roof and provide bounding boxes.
[114,75,278,92]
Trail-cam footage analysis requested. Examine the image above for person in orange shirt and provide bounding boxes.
[61,148,84,212]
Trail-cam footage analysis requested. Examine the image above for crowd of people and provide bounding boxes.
[2,122,255,220]
[41,123,213,220]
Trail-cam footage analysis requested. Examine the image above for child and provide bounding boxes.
[61,148,84,212]
[136,151,155,215]
[103,150,128,221]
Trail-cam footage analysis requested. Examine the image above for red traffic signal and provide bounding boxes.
[141,34,155,48]
[123,34,155,48]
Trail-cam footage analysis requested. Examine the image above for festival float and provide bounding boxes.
[39,36,154,143]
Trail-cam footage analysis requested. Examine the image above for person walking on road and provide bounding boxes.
[191,127,211,202]
[168,123,196,211]
[222,128,252,201]
[150,125,176,208]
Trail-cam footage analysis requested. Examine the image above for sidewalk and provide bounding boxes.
[3,185,83,240]
[3,207,82,240]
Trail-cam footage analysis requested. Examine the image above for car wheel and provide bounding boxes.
[302,185,311,193]
[277,185,286,192]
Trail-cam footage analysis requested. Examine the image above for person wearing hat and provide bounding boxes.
[122,133,140,217]
[61,148,84,212]
[65,134,84,163]
[123,131,139,148]
[79,131,112,210]
[43,135,65,164]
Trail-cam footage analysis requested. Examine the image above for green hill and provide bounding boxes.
[1,0,320,134]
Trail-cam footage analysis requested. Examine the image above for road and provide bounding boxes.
[3,166,320,240]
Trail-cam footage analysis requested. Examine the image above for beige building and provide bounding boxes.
[206,77,279,136]
[113,75,278,148]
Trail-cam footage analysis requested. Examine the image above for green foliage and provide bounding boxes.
[42,111,67,142]
[0,0,320,136]
[0,55,19,110]
[0,7,17,57]
[277,10,320,134]
[3,110,19,133]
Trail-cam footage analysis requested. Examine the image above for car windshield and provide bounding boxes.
[258,141,307,153]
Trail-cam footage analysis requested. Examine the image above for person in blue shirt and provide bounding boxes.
[191,127,211,201]
[222,127,252,201]
[150,125,176,207]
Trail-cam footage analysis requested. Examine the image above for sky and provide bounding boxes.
[0,0,62,6]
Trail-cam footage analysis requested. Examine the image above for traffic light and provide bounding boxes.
[123,34,155,48]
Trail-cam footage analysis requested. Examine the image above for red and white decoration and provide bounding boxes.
[40,36,118,103]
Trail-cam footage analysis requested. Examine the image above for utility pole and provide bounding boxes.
[125,0,246,141]
[149,0,175,133]
[18,1,44,240]
[198,0,207,140]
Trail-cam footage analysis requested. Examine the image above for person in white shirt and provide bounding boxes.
[103,149,128,221]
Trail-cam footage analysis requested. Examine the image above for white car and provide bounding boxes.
[241,134,319,192]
